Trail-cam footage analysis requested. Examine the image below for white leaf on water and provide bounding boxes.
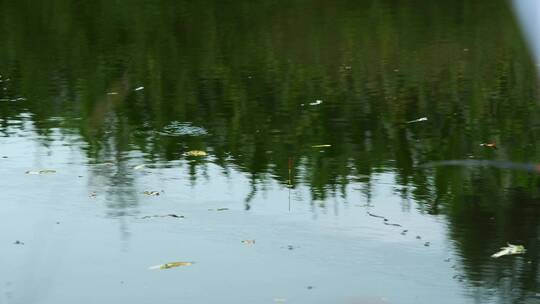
[406,117,428,124]
[491,243,526,258]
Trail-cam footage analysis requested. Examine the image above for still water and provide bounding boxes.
[2,1,540,303]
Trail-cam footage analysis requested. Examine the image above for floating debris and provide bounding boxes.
[367,211,402,226]
[25,169,56,175]
[309,100,323,106]
[406,117,428,124]
[13,240,24,245]
[280,245,297,251]
[366,211,385,219]
[89,192,97,198]
[143,191,160,196]
[185,150,207,157]
[141,214,184,219]
[148,261,193,270]
[208,208,229,211]
[241,240,256,245]
[311,144,331,148]
[491,243,526,258]
[383,222,402,227]
[424,242,431,247]
[134,86,144,91]
[160,121,209,136]
[133,164,146,170]
[416,236,422,240]
[480,143,497,149]
[107,92,119,95]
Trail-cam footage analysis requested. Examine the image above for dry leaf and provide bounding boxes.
[185,150,207,157]
[148,261,194,270]
[406,117,428,124]
[480,143,497,148]
[491,243,526,258]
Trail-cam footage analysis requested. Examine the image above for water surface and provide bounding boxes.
[2,1,540,303]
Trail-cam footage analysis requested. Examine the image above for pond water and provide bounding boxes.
[2,1,540,303]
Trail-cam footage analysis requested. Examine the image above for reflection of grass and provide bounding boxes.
[0,0,538,200]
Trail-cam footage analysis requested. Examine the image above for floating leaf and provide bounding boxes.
[134,86,144,91]
[241,240,256,245]
[406,117,428,124]
[148,261,194,270]
[143,191,160,196]
[311,144,331,148]
[185,150,207,157]
[309,100,323,106]
[491,243,526,258]
[133,164,146,170]
[141,214,184,219]
[480,143,497,149]
[26,169,56,175]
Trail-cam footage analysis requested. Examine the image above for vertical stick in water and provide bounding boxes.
[288,157,292,211]
[288,157,292,186]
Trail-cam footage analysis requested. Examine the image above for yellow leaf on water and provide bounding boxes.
[148,261,194,270]
[185,150,207,157]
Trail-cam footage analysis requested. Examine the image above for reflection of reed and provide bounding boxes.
[422,160,540,173]
[87,73,131,132]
